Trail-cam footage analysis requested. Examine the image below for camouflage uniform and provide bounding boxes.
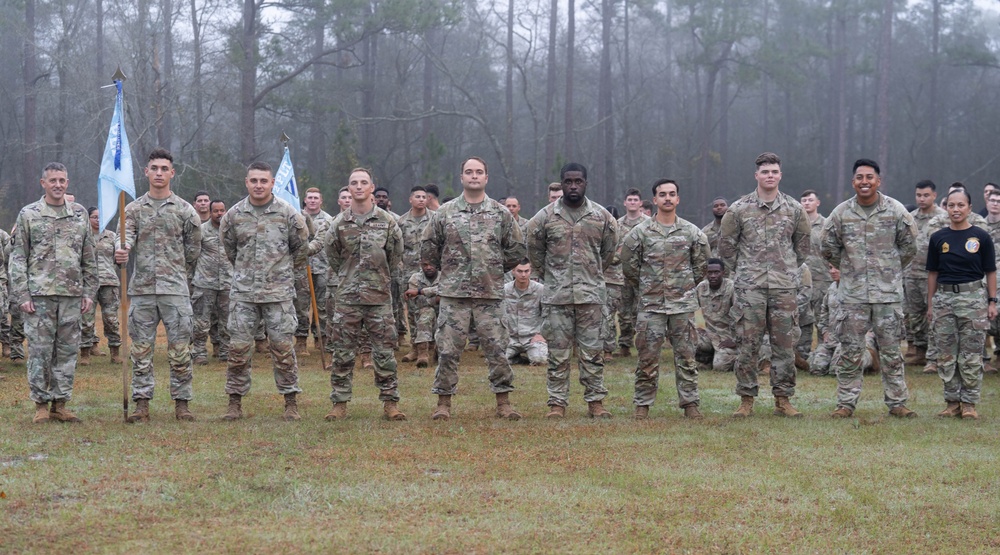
[617,214,649,349]
[621,217,710,408]
[802,214,832,356]
[0,229,9,354]
[398,208,434,345]
[601,253,625,353]
[526,198,618,407]
[81,229,121,350]
[191,220,233,361]
[796,264,814,357]
[9,199,97,403]
[220,196,307,397]
[809,282,876,375]
[325,206,404,403]
[985,217,1000,358]
[123,193,202,401]
[701,219,722,257]
[407,271,440,344]
[502,279,548,365]
[4,228,26,360]
[719,190,811,399]
[296,209,332,343]
[695,277,737,372]
[821,192,916,411]
[903,206,946,350]
[421,195,525,396]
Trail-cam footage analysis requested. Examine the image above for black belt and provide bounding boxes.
[937,281,982,293]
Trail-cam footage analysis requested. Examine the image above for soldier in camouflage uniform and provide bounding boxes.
[795,264,814,364]
[719,152,810,418]
[218,161,308,421]
[822,158,917,418]
[191,200,232,364]
[323,168,406,421]
[504,196,531,234]
[695,259,738,372]
[115,149,202,422]
[0,228,9,360]
[295,188,332,356]
[701,196,728,257]
[621,179,709,419]
[373,187,406,343]
[405,261,440,367]
[10,163,97,423]
[799,190,832,362]
[81,207,122,364]
[398,185,434,362]
[526,162,618,419]
[601,242,624,360]
[809,266,878,376]
[502,261,547,366]
[617,188,649,357]
[421,156,526,420]
[983,190,1000,373]
[902,180,944,366]
[5,225,26,361]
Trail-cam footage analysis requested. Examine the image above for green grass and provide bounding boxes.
[2,342,999,554]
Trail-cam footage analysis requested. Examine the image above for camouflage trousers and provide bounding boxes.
[25,296,81,403]
[329,303,399,403]
[226,300,300,396]
[410,304,438,344]
[619,285,638,348]
[81,285,121,348]
[392,277,406,335]
[796,324,814,358]
[695,328,737,372]
[835,302,908,410]
[933,290,987,404]
[507,337,548,365]
[542,303,608,407]
[601,284,623,352]
[810,331,875,376]
[989,312,1000,358]
[128,294,194,401]
[634,311,699,407]
[903,278,930,348]
[6,302,25,359]
[294,270,327,340]
[731,288,798,398]
[432,297,514,396]
[192,286,230,360]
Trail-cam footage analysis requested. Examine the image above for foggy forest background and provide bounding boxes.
[2,0,999,229]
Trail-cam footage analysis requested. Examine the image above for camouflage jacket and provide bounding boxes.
[805,214,832,285]
[797,264,814,326]
[326,206,403,306]
[192,220,233,291]
[526,197,618,306]
[0,228,9,299]
[905,206,947,280]
[985,218,1000,265]
[817,281,842,338]
[719,190,811,290]
[421,195,525,300]
[304,209,333,275]
[516,215,531,236]
[398,208,433,275]
[502,279,545,340]
[123,193,202,296]
[618,213,650,234]
[701,219,722,257]
[821,192,916,304]
[221,196,308,303]
[696,277,735,347]
[407,270,440,311]
[94,229,120,287]
[621,217,710,315]
[9,198,97,305]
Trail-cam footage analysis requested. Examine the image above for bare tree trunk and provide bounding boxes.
[874,0,893,169]
[161,0,174,149]
[622,0,633,189]
[239,0,258,163]
[308,3,326,178]
[719,67,730,189]
[543,0,558,183]
[23,0,37,206]
[504,0,515,194]
[598,0,614,204]
[361,31,377,161]
[761,0,770,146]
[926,0,940,171]
[189,0,203,157]
[563,0,575,161]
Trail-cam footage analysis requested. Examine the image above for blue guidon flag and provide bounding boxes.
[273,147,300,211]
[97,79,137,231]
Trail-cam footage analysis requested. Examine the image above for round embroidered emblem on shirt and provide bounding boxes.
[966,238,980,253]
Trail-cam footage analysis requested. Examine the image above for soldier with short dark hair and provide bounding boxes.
[191,200,232,364]
[81,206,123,364]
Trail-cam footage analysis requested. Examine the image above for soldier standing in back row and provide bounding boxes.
[191,200,233,364]
[219,161,309,421]
[902,180,944,367]
[617,188,650,357]
[10,162,97,423]
[719,152,811,418]
[398,185,434,363]
[81,207,122,364]
[115,149,202,423]
[526,162,618,419]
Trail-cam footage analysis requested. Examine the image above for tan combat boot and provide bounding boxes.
[830,406,854,418]
[221,395,243,421]
[127,399,150,423]
[889,405,918,418]
[383,401,407,421]
[415,343,430,368]
[794,352,809,371]
[867,348,881,374]
[33,402,50,424]
[401,347,418,363]
[325,402,348,421]
[683,403,704,420]
[922,361,938,375]
[937,402,961,418]
[961,403,979,420]
[90,344,107,356]
[732,396,754,418]
[109,345,123,364]
[283,393,301,421]
[295,337,310,357]
[903,344,916,359]
[175,400,195,421]
[78,348,90,366]
[618,345,631,358]
[255,339,268,353]
[431,395,452,420]
[904,346,927,365]
[634,405,650,420]
[774,396,803,418]
[546,405,566,419]
[587,400,612,419]
[361,352,374,369]
[603,351,614,363]
[50,399,82,423]
[494,392,521,420]
[2,343,9,359]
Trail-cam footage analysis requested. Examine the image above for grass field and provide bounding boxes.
[2,335,999,554]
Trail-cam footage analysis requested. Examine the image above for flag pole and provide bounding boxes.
[111,66,131,422]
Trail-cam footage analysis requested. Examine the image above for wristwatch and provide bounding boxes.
[989,297,998,303]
